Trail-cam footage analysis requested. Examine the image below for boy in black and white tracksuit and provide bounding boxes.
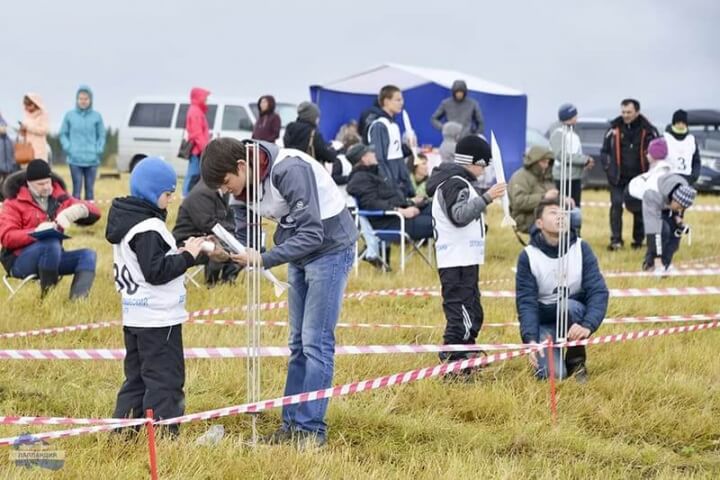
[105,157,204,435]
[426,136,506,363]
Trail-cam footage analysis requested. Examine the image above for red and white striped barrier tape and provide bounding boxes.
[484,313,720,328]
[558,320,720,348]
[0,347,539,439]
[0,342,527,361]
[603,267,720,278]
[0,415,145,427]
[0,321,119,340]
[0,420,147,447]
[583,201,720,212]
[2,312,719,342]
[156,320,720,426]
[1,320,718,442]
[189,286,720,317]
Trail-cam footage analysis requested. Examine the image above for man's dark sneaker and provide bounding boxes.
[607,242,624,251]
[641,260,654,272]
[294,430,327,450]
[441,351,487,383]
[260,427,294,445]
[572,364,589,384]
[631,241,643,250]
[363,256,385,271]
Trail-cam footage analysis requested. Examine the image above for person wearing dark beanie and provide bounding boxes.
[26,158,52,181]
[282,101,340,168]
[549,103,594,208]
[105,156,206,437]
[663,109,701,184]
[0,159,101,299]
[425,135,507,377]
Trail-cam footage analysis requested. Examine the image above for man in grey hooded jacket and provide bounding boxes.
[431,80,485,138]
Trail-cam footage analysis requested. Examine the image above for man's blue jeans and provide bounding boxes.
[10,238,96,278]
[281,246,354,439]
[535,299,588,380]
[69,164,98,201]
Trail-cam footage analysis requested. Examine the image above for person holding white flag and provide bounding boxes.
[426,135,505,379]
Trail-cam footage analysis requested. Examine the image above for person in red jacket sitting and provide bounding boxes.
[0,159,101,298]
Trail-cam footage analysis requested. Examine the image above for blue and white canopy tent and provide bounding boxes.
[310,63,528,174]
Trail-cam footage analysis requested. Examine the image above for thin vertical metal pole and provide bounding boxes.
[245,142,261,444]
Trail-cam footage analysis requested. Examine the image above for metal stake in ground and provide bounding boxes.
[245,141,262,445]
[555,124,574,380]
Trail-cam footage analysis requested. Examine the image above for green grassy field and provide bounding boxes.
[1,168,719,479]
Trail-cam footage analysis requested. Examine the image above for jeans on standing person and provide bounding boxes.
[10,238,96,278]
[69,164,98,201]
[358,215,380,260]
[554,178,582,208]
[534,299,588,380]
[281,246,354,440]
[609,180,644,245]
[183,155,201,197]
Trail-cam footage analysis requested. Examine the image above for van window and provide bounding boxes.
[222,105,254,131]
[175,104,217,129]
[129,103,175,128]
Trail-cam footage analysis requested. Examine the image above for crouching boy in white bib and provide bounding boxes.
[426,136,506,374]
[105,157,205,436]
[515,198,609,382]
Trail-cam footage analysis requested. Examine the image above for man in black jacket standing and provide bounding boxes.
[601,99,659,251]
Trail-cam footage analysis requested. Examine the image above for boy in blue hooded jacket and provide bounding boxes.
[59,85,105,201]
[106,157,205,436]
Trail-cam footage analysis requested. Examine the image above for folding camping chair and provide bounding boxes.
[2,274,38,299]
[352,208,433,273]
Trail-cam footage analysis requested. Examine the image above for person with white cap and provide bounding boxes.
[549,103,594,207]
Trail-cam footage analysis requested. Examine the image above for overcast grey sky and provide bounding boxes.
[2,0,717,131]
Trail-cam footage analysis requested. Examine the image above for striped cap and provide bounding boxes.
[454,135,491,166]
[672,185,697,209]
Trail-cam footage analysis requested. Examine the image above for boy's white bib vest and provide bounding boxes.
[432,176,485,269]
[525,240,584,305]
[368,117,403,161]
[113,218,187,328]
[628,160,672,200]
[663,131,696,176]
[257,148,346,221]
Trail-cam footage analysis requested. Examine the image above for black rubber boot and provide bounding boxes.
[69,270,95,300]
[38,269,60,298]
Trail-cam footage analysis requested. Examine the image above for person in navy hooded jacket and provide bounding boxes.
[515,198,608,382]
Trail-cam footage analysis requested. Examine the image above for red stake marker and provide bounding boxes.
[547,336,558,426]
[146,409,158,480]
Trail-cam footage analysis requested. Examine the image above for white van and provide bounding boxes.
[117,96,296,174]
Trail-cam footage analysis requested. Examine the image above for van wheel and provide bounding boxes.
[129,155,147,172]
